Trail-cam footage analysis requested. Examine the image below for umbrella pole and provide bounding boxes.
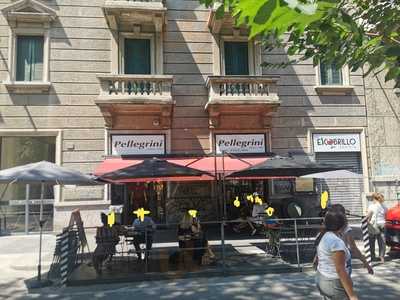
[37,182,44,282]
[25,184,30,235]
[222,151,227,219]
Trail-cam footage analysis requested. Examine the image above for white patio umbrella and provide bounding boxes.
[300,169,363,179]
[0,160,98,286]
[300,169,363,205]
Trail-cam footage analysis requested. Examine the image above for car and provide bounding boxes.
[385,204,400,251]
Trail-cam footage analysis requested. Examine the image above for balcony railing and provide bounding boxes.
[104,0,165,8]
[206,75,280,105]
[97,74,173,103]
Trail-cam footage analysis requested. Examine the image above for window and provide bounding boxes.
[124,38,151,75]
[16,36,44,82]
[319,62,343,85]
[1,0,55,92]
[0,135,56,232]
[0,136,56,201]
[224,41,249,75]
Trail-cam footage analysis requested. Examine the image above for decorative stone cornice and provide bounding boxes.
[1,0,57,24]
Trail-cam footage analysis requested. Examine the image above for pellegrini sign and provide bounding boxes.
[313,133,361,152]
[215,134,267,154]
[111,134,165,155]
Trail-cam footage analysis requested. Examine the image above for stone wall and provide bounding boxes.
[365,73,400,210]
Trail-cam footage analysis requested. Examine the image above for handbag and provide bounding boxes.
[368,223,381,235]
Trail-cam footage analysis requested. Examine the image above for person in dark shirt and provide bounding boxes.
[92,213,120,274]
[132,215,156,260]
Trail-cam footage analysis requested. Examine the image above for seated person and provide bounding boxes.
[178,213,215,265]
[132,215,156,260]
[92,213,120,274]
[232,206,257,236]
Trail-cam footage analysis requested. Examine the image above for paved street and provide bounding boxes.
[1,235,400,300]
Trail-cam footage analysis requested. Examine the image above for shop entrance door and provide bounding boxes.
[111,182,166,225]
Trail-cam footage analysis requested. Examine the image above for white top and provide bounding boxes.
[252,203,268,218]
[368,202,387,226]
[317,232,351,279]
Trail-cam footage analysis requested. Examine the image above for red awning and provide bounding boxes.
[94,158,214,182]
[168,156,267,175]
[94,156,268,182]
[94,158,142,176]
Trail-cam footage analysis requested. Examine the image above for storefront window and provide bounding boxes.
[272,179,293,195]
[0,136,56,232]
[167,182,214,223]
[111,182,166,225]
[0,136,56,201]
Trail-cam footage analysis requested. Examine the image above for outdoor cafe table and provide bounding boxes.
[117,226,152,259]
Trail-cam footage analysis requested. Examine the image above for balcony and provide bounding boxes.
[205,76,280,129]
[95,74,174,129]
[208,2,241,34]
[103,0,166,31]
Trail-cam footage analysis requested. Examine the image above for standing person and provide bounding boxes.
[366,192,387,263]
[330,204,373,275]
[316,209,358,300]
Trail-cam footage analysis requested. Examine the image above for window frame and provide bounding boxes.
[119,33,155,75]
[314,62,354,95]
[315,62,350,86]
[15,35,45,82]
[0,129,62,203]
[219,36,261,76]
[8,27,50,84]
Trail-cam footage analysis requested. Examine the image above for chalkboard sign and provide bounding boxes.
[68,209,88,250]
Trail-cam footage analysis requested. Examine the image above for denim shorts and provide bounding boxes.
[316,271,349,300]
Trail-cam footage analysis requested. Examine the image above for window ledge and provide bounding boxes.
[4,81,51,93]
[314,85,354,95]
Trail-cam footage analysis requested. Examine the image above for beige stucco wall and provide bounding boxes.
[0,0,371,230]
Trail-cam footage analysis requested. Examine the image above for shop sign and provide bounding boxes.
[313,133,361,152]
[111,135,165,155]
[215,134,266,154]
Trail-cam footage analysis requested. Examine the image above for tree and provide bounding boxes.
[200,0,400,83]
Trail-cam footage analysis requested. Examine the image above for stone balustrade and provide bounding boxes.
[97,74,173,103]
[206,75,280,105]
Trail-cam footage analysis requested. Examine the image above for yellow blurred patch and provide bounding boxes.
[246,194,254,203]
[320,191,329,209]
[265,207,275,217]
[107,211,115,227]
[133,207,150,222]
[233,197,240,208]
[188,209,198,218]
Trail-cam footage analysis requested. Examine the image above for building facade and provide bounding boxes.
[0,0,388,233]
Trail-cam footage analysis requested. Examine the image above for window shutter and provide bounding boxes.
[224,42,249,75]
[124,39,151,74]
[16,36,44,81]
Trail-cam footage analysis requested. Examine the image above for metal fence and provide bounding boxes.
[57,217,362,285]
